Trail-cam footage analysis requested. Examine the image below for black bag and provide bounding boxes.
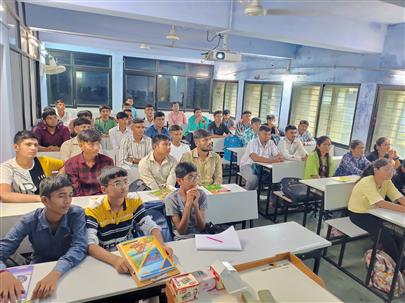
[203,222,227,234]
[281,177,315,203]
[128,179,151,192]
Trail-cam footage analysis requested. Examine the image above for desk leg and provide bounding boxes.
[228,150,234,184]
[159,290,168,303]
[365,225,382,286]
[313,249,322,275]
[257,167,263,208]
[316,192,324,235]
[388,230,405,301]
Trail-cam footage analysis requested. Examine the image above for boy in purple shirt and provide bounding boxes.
[34,109,70,151]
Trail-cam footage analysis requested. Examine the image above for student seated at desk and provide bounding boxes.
[348,159,405,271]
[108,112,131,151]
[304,136,334,179]
[0,131,64,203]
[297,120,316,146]
[64,129,114,196]
[67,110,94,133]
[208,110,231,138]
[239,125,284,190]
[124,96,138,119]
[145,111,170,139]
[165,162,207,240]
[169,125,190,162]
[168,101,187,128]
[139,134,177,190]
[60,118,92,161]
[0,175,87,301]
[34,109,71,152]
[235,110,251,137]
[264,115,281,135]
[222,109,235,130]
[143,104,155,128]
[392,160,405,195]
[241,117,261,146]
[184,107,210,136]
[180,129,223,186]
[277,125,308,161]
[334,140,370,177]
[95,105,117,136]
[366,137,401,169]
[85,167,173,274]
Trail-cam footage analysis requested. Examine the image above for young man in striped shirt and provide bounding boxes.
[85,167,173,274]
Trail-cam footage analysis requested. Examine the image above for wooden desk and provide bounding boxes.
[22,222,330,303]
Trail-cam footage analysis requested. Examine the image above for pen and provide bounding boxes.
[206,236,223,243]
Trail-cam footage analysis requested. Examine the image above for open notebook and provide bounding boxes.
[195,226,242,251]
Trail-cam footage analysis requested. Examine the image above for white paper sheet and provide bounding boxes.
[195,226,242,251]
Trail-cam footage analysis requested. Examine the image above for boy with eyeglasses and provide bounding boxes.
[164,162,207,240]
[85,167,173,274]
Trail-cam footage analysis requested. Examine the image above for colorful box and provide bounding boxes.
[169,273,199,302]
[209,265,225,290]
[191,269,216,292]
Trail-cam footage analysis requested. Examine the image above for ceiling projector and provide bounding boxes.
[205,50,242,62]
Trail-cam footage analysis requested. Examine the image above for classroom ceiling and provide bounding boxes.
[23,0,405,56]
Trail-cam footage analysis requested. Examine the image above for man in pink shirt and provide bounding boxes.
[168,102,187,127]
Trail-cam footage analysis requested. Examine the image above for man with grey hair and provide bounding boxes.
[85,167,173,274]
[180,129,223,186]
[0,175,87,301]
[64,129,114,196]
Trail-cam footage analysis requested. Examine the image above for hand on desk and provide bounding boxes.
[31,270,61,300]
[112,255,134,275]
[0,270,24,303]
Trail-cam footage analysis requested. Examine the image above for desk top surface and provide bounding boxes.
[22,221,330,302]
[299,175,359,192]
[369,208,405,228]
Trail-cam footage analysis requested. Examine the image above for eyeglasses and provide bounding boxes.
[380,166,395,174]
[184,174,200,182]
[108,179,129,189]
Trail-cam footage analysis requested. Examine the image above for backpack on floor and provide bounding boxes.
[364,249,405,297]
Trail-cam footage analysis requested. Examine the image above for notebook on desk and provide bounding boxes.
[195,226,242,251]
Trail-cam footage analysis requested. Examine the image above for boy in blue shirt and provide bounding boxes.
[0,175,87,302]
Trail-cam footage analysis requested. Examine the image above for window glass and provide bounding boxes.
[157,75,186,109]
[159,61,186,75]
[47,66,73,106]
[75,70,110,106]
[186,78,210,110]
[259,84,283,122]
[224,82,238,117]
[243,83,261,117]
[125,57,156,72]
[126,74,155,108]
[7,12,18,48]
[212,81,225,112]
[188,64,212,77]
[74,52,110,68]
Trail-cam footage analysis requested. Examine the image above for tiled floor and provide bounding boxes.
[248,201,405,303]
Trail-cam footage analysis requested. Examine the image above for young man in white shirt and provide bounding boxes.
[144,104,155,128]
[54,98,72,126]
[109,112,131,150]
[278,125,308,161]
[239,125,284,190]
[169,125,190,162]
[60,118,92,161]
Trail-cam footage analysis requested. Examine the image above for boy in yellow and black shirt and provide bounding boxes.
[85,167,173,274]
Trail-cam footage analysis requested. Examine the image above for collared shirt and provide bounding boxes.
[170,143,191,162]
[240,138,280,167]
[85,195,159,251]
[64,153,114,196]
[95,117,117,135]
[108,125,131,150]
[34,123,71,147]
[145,124,170,140]
[144,118,155,128]
[277,137,308,161]
[208,122,230,136]
[298,130,316,145]
[235,121,251,137]
[223,119,235,129]
[138,152,177,190]
[184,115,210,136]
[168,111,187,127]
[131,106,138,119]
[334,152,370,177]
[241,127,258,146]
[0,206,87,274]
[0,156,64,194]
[348,176,402,214]
[117,135,152,168]
[56,110,72,126]
[60,137,104,161]
[180,149,223,185]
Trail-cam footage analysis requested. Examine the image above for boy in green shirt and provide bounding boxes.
[95,105,117,135]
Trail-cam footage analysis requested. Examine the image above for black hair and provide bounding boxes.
[99,105,111,112]
[315,136,332,177]
[358,158,391,182]
[223,109,230,115]
[251,117,261,125]
[169,124,183,132]
[193,107,202,113]
[175,162,197,179]
[258,125,271,132]
[116,112,129,120]
[285,125,297,132]
[213,110,223,117]
[73,118,91,127]
[374,137,388,152]
[77,129,102,143]
[242,110,252,116]
[98,167,128,187]
[349,139,364,150]
[154,111,165,119]
[55,99,65,104]
[39,175,72,198]
[126,96,133,100]
[123,101,131,106]
[193,129,210,140]
[299,120,309,126]
[42,109,57,120]
[152,134,171,147]
[77,110,93,119]
[145,104,154,109]
[172,101,179,105]
[13,130,38,144]
[266,114,276,120]
[133,118,144,124]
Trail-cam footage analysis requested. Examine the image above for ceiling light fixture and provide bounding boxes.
[166,25,180,41]
[244,0,266,16]
[139,43,150,49]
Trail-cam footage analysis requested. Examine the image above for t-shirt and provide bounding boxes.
[208,122,230,136]
[348,175,403,214]
[0,156,64,194]
[170,143,191,162]
[164,189,207,240]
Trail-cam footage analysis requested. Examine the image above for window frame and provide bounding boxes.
[367,84,405,153]
[212,80,239,118]
[242,81,284,120]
